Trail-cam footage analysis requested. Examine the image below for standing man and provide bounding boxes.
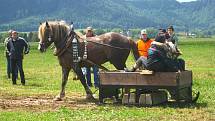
[7,31,29,85]
[4,30,18,79]
[84,26,99,88]
[167,25,178,46]
[167,25,182,56]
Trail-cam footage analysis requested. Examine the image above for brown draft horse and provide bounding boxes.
[38,21,139,101]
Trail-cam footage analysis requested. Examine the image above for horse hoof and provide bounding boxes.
[86,94,97,102]
[72,77,79,80]
[53,96,63,101]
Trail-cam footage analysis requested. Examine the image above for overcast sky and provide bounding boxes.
[176,0,197,2]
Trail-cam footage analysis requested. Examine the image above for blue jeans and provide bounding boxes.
[86,66,99,87]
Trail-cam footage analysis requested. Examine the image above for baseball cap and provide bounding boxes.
[141,29,147,35]
[86,26,93,31]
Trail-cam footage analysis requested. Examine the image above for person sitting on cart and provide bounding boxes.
[126,29,153,72]
[127,35,185,72]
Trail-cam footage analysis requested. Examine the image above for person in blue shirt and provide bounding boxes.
[83,27,99,88]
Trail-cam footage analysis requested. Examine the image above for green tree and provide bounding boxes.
[31,32,39,42]
[28,32,33,42]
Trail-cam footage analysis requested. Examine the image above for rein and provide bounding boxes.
[54,29,131,57]
[86,40,130,50]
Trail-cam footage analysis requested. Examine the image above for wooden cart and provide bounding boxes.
[98,70,198,104]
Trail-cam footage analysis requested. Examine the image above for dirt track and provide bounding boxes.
[0,94,97,111]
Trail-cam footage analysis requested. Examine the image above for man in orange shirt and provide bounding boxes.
[136,29,154,58]
[128,29,153,71]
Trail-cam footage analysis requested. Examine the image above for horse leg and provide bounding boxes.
[73,66,95,101]
[110,53,128,70]
[54,67,71,101]
[112,62,126,70]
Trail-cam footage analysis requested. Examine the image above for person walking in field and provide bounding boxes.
[4,30,18,79]
[7,31,29,85]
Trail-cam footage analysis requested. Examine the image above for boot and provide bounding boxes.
[12,81,17,85]
[124,62,140,72]
[124,66,137,72]
[8,74,10,79]
[21,80,25,86]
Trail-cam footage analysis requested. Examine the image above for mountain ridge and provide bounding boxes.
[0,0,214,33]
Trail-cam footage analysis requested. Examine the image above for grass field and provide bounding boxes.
[0,37,215,121]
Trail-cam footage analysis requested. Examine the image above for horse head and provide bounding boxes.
[38,21,54,52]
[38,21,70,52]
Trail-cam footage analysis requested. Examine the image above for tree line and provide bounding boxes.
[0,28,212,44]
[0,32,39,43]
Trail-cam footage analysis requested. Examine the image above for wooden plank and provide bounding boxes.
[140,70,154,75]
[136,72,177,86]
[99,72,122,85]
[99,71,192,86]
[119,73,137,85]
[178,71,192,86]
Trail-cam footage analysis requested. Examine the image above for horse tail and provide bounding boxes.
[127,37,139,60]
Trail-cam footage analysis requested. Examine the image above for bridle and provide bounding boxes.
[39,24,55,51]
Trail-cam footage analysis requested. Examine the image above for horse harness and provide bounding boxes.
[52,30,109,71]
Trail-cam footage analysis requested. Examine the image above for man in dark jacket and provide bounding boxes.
[4,30,18,79]
[7,31,29,85]
[167,25,178,46]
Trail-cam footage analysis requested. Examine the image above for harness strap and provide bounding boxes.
[54,31,74,56]
[67,49,108,71]
[87,40,130,50]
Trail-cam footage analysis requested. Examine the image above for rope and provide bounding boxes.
[87,40,130,50]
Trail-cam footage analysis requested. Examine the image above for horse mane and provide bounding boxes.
[38,21,70,42]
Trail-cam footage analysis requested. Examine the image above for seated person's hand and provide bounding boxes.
[176,48,183,55]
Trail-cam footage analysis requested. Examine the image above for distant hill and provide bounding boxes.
[0,0,214,33]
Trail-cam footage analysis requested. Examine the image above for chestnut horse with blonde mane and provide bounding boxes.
[38,21,139,101]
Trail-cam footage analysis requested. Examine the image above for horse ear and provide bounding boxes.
[46,21,50,28]
[70,21,74,31]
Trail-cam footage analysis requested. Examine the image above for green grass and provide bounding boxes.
[0,38,215,121]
